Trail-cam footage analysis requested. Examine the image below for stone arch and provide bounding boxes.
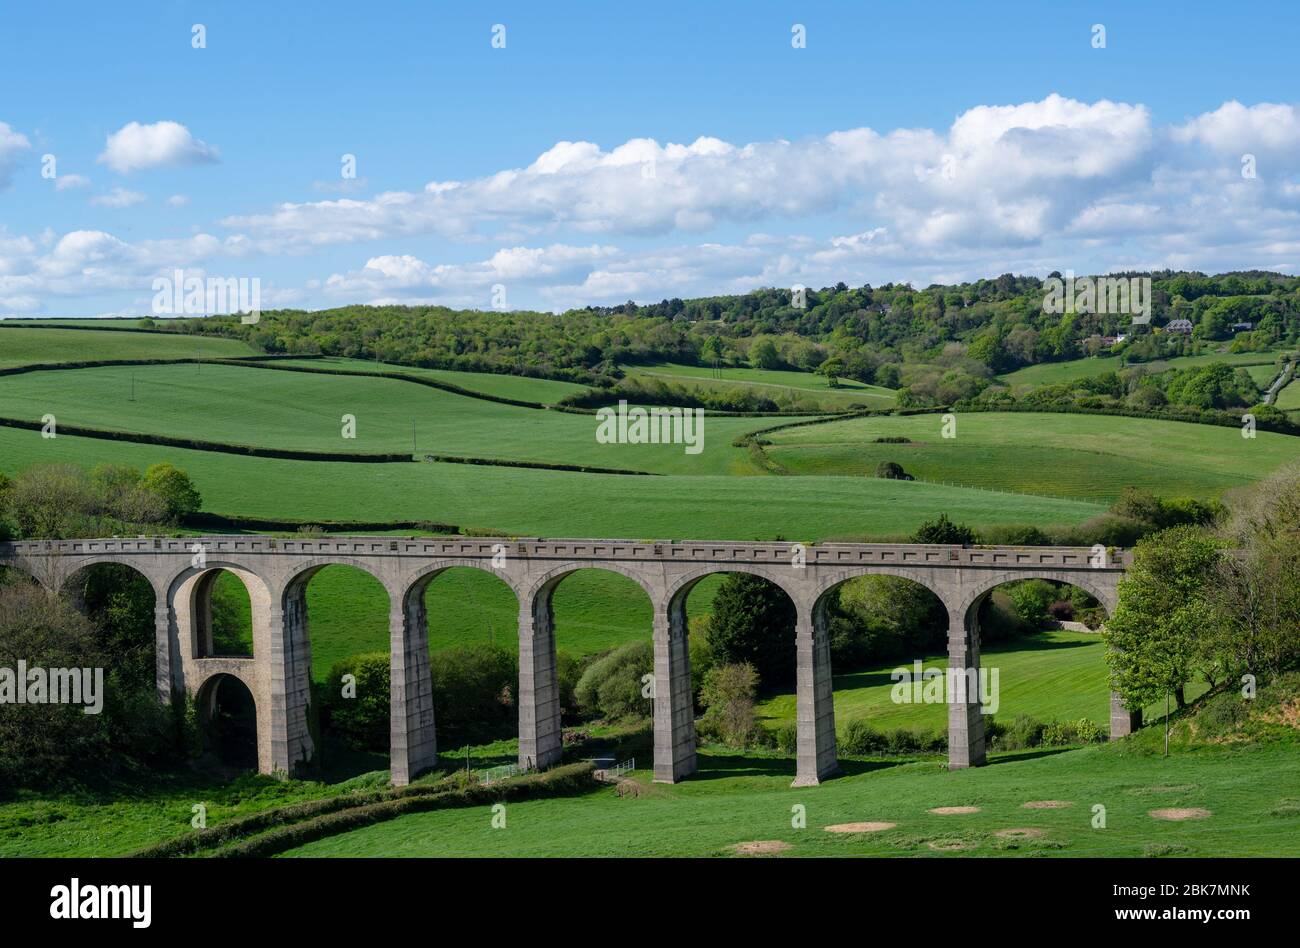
[167,562,274,661]
[955,569,1120,629]
[663,563,804,626]
[399,558,523,617]
[521,560,657,617]
[194,670,262,771]
[807,566,951,634]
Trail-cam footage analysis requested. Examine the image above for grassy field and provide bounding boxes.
[1276,378,1300,413]
[0,426,1106,538]
[278,737,1300,858]
[0,325,254,366]
[756,630,1207,736]
[763,411,1300,501]
[293,565,723,680]
[998,349,1287,388]
[623,361,896,409]
[272,357,591,404]
[0,362,776,475]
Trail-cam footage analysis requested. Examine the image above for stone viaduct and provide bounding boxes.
[0,535,1139,787]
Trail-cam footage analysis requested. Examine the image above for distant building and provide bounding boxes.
[1165,318,1194,335]
[1098,335,1118,346]
[1115,333,1128,343]
[1231,321,1255,332]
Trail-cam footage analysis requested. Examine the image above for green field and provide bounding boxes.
[0,425,1105,538]
[764,411,1300,501]
[278,738,1300,858]
[756,630,1207,736]
[294,565,722,680]
[1276,378,1300,412]
[998,350,1286,388]
[0,325,254,366]
[0,362,778,475]
[623,361,896,409]
[272,357,591,404]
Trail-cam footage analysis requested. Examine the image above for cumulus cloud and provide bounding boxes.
[97,121,219,174]
[0,121,31,189]
[13,95,1300,313]
[54,173,91,191]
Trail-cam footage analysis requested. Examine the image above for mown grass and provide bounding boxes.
[0,426,1105,539]
[622,361,896,409]
[0,325,254,366]
[755,630,1207,735]
[0,362,775,475]
[277,737,1300,858]
[764,411,1300,501]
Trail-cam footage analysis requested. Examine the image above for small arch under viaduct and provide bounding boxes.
[0,535,1138,787]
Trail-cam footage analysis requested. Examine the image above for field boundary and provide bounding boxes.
[0,416,658,475]
[128,762,595,858]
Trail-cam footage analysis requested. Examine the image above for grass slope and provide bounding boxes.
[998,350,1286,388]
[756,630,1207,735]
[0,426,1105,538]
[278,739,1300,857]
[623,361,896,409]
[764,411,1300,501]
[271,357,591,404]
[0,326,254,366]
[0,362,770,475]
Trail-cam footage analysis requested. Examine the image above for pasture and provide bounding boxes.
[763,411,1300,501]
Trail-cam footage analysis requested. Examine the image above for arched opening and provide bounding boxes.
[516,566,659,774]
[62,562,157,696]
[197,673,258,771]
[282,562,391,780]
[403,566,520,773]
[670,570,796,778]
[193,568,254,657]
[961,578,1139,752]
[802,573,950,765]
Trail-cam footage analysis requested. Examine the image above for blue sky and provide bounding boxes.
[2,1,1299,316]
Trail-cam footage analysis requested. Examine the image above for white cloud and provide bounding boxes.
[55,173,91,191]
[1172,101,1300,157]
[0,121,31,189]
[90,187,147,208]
[167,194,190,207]
[98,121,219,174]
[14,96,1300,313]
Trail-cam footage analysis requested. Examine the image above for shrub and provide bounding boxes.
[322,653,391,751]
[696,662,765,749]
[838,718,885,755]
[141,462,202,522]
[875,461,913,480]
[430,644,517,745]
[573,641,653,721]
[774,722,798,755]
[1006,579,1056,627]
[911,513,978,545]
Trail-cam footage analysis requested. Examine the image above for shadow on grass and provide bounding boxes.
[986,746,1079,765]
[690,752,911,781]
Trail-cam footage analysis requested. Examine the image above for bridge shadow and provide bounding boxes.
[985,746,1078,765]
[691,752,913,782]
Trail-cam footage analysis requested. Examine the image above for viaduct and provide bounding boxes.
[0,535,1139,788]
